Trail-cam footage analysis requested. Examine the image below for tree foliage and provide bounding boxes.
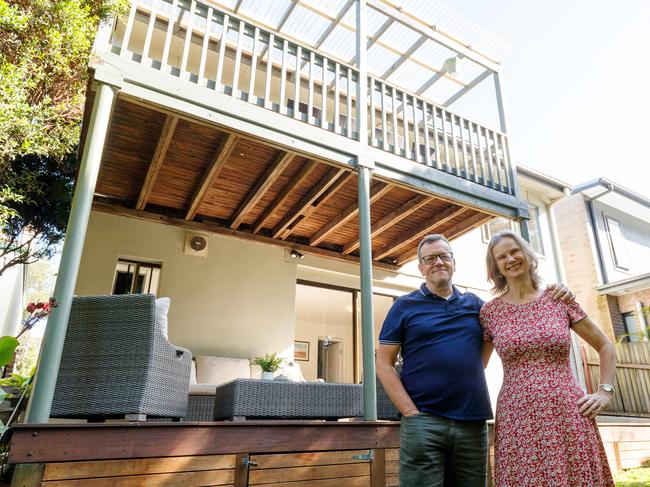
[0,0,126,274]
[1,153,75,275]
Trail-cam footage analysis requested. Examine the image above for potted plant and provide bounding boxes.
[252,353,284,380]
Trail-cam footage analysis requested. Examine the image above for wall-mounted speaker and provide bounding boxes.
[184,233,208,257]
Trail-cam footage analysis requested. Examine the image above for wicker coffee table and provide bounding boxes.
[212,378,364,421]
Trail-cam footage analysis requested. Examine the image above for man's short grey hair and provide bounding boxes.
[417,234,452,261]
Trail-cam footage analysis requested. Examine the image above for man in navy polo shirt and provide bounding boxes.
[377,233,569,486]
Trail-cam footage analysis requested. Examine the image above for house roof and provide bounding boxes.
[206,0,514,106]
[571,178,650,223]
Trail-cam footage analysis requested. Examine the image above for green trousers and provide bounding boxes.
[400,412,488,487]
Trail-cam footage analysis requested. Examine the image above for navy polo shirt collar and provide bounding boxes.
[419,282,459,301]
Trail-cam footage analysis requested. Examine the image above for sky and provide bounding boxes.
[444,0,650,198]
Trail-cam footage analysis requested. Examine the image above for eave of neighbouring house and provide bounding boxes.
[597,272,650,296]
[516,163,571,203]
[571,178,650,223]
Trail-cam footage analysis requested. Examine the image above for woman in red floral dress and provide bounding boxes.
[480,230,616,487]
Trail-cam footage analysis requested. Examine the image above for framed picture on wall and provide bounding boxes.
[294,340,309,361]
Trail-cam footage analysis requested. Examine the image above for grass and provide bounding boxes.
[614,467,650,486]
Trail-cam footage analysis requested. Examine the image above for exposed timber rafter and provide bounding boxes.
[395,211,491,265]
[252,160,317,234]
[185,134,239,221]
[374,205,466,261]
[309,182,392,247]
[291,0,355,82]
[343,194,432,255]
[366,0,501,72]
[279,171,353,240]
[136,115,178,210]
[380,35,427,80]
[443,69,492,108]
[272,167,347,239]
[230,151,296,230]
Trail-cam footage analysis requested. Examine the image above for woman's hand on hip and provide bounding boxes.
[577,391,612,420]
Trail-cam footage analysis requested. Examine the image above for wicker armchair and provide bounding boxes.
[51,294,192,421]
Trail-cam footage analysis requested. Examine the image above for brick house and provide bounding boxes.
[554,178,650,342]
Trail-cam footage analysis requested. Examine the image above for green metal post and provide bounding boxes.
[518,218,531,243]
[356,0,376,421]
[358,163,376,420]
[26,82,117,423]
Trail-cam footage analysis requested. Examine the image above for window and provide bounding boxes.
[622,313,638,342]
[112,259,161,295]
[481,217,514,243]
[604,216,630,270]
[293,281,396,384]
[527,205,545,256]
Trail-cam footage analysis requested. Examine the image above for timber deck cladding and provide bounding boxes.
[10,422,400,487]
[88,95,493,266]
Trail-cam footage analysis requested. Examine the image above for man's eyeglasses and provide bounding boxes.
[420,252,453,265]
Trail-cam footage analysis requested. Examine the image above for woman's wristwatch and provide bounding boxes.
[598,383,615,395]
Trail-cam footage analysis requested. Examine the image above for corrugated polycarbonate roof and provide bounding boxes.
[209,0,514,106]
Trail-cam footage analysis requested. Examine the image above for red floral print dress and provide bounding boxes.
[480,290,614,487]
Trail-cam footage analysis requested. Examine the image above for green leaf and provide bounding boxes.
[0,388,6,403]
[0,336,19,367]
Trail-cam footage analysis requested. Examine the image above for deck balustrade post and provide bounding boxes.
[26,82,117,423]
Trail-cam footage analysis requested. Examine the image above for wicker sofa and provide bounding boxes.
[51,294,192,421]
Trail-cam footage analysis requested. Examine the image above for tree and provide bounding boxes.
[0,0,126,274]
[0,153,75,275]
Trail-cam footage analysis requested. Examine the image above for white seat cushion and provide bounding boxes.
[189,383,219,395]
[195,355,251,386]
[155,297,170,339]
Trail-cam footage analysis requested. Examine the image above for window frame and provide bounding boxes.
[604,215,630,271]
[480,217,516,244]
[526,204,546,257]
[111,258,162,295]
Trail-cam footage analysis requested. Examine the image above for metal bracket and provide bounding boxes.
[241,457,258,466]
[352,450,374,461]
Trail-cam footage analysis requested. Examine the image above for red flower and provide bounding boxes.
[26,303,37,313]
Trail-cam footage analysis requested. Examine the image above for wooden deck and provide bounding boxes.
[8,420,650,486]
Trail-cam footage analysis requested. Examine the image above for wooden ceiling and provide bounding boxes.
[85,93,493,267]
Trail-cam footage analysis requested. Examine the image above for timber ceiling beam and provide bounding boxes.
[279,171,353,240]
[92,201,399,272]
[272,167,347,239]
[374,205,466,261]
[396,211,491,265]
[230,151,296,230]
[252,160,317,234]
[309,182,392,247]
[342,194,432,255]
[136,115,178,210]
[185,134,239,221]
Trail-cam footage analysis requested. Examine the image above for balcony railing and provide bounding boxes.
[103,0,515,195]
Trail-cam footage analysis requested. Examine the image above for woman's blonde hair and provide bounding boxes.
[486,230,542,295]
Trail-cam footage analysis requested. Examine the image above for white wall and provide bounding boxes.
[75,211,297,359]
[593,200,650,283]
